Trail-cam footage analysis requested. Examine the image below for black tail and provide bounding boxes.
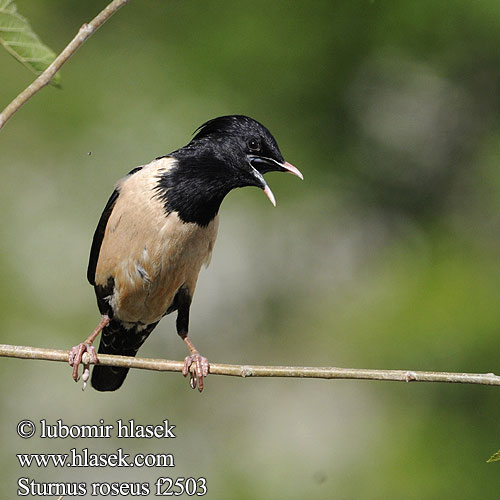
[91,319,159,392]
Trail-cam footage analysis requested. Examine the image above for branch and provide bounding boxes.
[0,0,130,131]
[1,344,500,386]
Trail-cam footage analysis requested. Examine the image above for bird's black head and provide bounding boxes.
[158,115,303,226]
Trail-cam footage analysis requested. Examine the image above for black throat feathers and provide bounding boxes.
[155,147,237,227]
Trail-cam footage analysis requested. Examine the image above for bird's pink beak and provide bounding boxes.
[263,185,277,206]
[281,161,304,180]
[248,155,303,207]
[262,161,303,207]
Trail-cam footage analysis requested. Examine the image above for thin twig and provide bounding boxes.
[1,344,500,386]
[0,0,130,131]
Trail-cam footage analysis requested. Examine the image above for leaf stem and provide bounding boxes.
[0,0,130,131]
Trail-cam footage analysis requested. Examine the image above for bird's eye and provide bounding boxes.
[248,139,260,152]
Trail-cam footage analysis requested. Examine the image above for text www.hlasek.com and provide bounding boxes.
[17,448,173,468]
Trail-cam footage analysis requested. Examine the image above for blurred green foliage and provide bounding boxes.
[2,1,500,498]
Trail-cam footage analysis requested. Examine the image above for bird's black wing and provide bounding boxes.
[87,166,143,285]
[87,189,119,285]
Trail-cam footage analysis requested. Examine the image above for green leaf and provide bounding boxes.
[486,450,500,463]
[0,0,61,85]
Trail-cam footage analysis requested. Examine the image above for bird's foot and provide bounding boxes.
[182,352,209,392]
[68,343,98,390]
[68,315,109,390]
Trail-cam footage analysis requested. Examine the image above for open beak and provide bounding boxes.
[247,155,303,206]
[248,155,304,180]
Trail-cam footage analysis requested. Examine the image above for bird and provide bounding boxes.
[69,115,303,392]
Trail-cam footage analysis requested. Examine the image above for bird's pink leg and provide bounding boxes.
[69,315,109,385]
[182,336,209,392]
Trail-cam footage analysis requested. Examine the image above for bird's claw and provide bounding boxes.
[182,352,209,392]
[68,343,98,389]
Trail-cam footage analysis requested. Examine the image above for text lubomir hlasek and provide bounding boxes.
[38,419,176,439]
